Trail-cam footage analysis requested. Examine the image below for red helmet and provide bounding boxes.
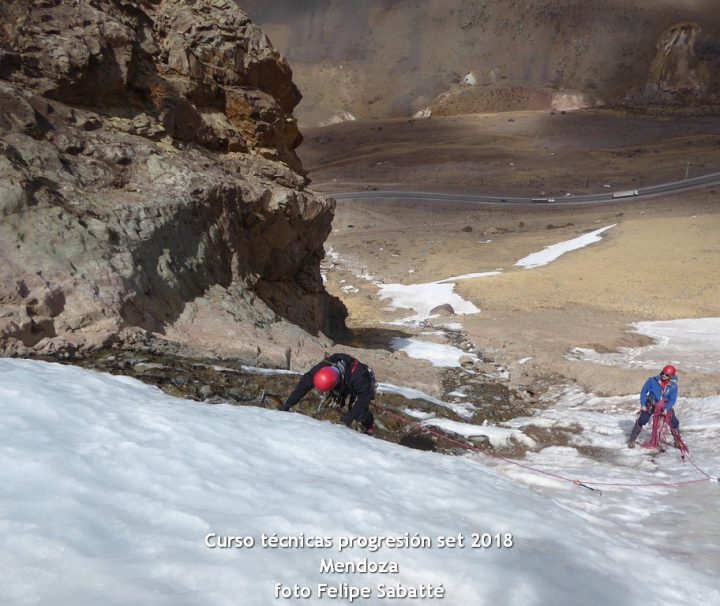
[661,365,676,377]
[313,366,340,392]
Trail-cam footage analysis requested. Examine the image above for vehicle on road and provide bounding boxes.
[612,190,639,198]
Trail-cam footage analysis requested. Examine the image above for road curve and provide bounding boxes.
[328,171,720,206]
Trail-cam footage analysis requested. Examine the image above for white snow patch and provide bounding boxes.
[401,408,436,420]
[448,390,468,398]
[515,224,617,269]
[378,281,479,324]
[377,382,476,418]
[377,272,500,325]
[567,317,720,373]
[422,418,536,448]
[318,110,356,126]
[390,338,478,368]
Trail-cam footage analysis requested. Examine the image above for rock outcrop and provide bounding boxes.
[420,83,597,117]
[642,22,718,104]
[0,0,346,368]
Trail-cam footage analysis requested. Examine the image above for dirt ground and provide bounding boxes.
[301,110,720,197]
[298,109,720,398]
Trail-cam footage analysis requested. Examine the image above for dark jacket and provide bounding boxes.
[283,353,375,427]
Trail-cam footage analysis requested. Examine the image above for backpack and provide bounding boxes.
[350,359,377,394]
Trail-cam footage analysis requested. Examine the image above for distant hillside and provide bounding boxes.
[240,0,720,126]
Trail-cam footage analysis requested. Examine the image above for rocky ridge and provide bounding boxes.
[0,0,348,369]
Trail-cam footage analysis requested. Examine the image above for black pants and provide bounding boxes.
[342,400,374,429]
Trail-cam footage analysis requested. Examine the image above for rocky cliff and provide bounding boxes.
[640,22,719,105]
[0,0,346,368]
[241,0,720,125]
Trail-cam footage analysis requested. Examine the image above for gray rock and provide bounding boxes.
[459,355,476,368]
[430,303,455,316]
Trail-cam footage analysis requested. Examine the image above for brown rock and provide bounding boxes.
[645,23,706,100]
[0,0,347,361]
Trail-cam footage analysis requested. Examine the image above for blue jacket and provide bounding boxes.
[640,374,678,412]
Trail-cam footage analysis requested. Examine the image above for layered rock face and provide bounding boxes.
[0,0,346,367]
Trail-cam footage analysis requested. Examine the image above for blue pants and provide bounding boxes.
[636,409,680,430]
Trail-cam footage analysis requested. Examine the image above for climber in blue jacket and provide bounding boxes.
[628,364,680,447]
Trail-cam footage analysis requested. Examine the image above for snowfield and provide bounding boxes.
[1,358,719,606]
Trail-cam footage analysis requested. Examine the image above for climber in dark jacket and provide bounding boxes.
[281,353,376,433]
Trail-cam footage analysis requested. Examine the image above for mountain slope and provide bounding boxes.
[242,0,720,125]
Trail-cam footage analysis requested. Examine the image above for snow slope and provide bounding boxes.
[1,358,718,606]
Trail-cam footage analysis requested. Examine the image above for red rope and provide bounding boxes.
[376,405,717,492]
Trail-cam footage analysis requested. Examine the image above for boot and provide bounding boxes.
[360,422,375,435]
[628,423,641,448]
[672,431,682,449]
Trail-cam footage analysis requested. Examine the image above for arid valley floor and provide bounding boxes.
[299,109,720,399]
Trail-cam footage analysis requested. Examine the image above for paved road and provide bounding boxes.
[329,171,720,205]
